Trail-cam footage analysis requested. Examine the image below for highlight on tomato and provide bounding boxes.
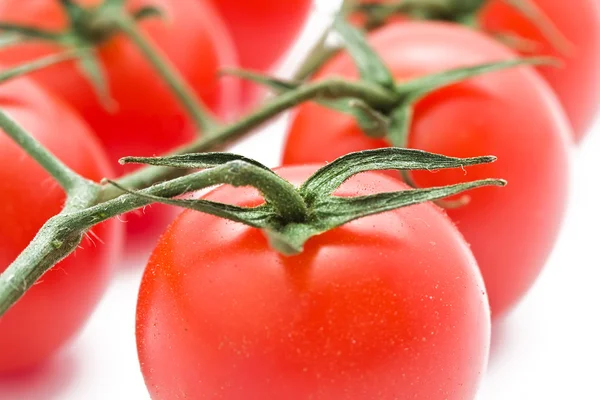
[283,21,572,318]
[0,76,123,374]
[0,0,240,245]
[135,153,497,400]
[356,0,600,141]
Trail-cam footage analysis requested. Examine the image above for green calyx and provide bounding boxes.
[0,0,162,107]
[223,19,548,212]
[113,149,504,256]
[227,18,554,148]
[333,18,558,147]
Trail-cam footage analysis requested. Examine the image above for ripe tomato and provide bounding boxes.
[207,0,312,109]
[209,0,311,72]
[136,165,491,400]
[0,76,123,373]
[283,22,572,318]
[0,0,240,244]
[357,0,600,141]
[480,0,600,142]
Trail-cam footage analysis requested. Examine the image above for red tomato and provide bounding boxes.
[208,0,312,109]
[0,0,240,244]
[283,22,572,318]
[136,165,491,400]
[0,76,123,373]
[209,0,311,72]
[358,0,600,141]
[480,0,600,141]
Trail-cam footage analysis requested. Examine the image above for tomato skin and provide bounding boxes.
[207,0,312,109]
[480,0,600,142]
[136,166,490,400]
[0,77,123,373]
[209,0,311,72]
[358,0,600,141]
[283,22,572,318]
[0,0,240,244]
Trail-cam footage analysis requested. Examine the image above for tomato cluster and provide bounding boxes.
[0,0,597,399]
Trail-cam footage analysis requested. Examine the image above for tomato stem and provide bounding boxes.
[112,14,220,133]
[0,50,85,85]
[0,146,503,316]
[0,163,260,318]
[100,77,399,199]
[0,214,86,317]
[0,0,510,319]
[293,0,491,81]
[109,148,504,256]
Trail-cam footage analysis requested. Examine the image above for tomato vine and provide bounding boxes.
[0,0,524,320]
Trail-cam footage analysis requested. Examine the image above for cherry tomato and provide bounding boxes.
[136,165,491,400]
[209,0,311,72]
[207,0,312,109]
[0,0,240,245]
[358,0,600,141]
[480,0,600,142]
[0,76,123,373]
[283,22,572,318]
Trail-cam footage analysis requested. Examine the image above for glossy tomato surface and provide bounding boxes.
[480,0,600,141]
[358,0,600,141]
[283,22,572,318]
[0,0,239,244]
[208,0,312,109]
[136,165,491,400]
[209,0,311,71]
[0,77,123,373]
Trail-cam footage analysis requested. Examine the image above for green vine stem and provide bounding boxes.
[0,50,84,84]
[0,162,267,317]
[110,149,504,255]
[0,0,512,323]
[0,146,504,316]
[100,77,399,199]
[0,74,400,317]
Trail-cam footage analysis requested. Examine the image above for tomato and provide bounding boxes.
[209,0,311,72]
[0,76,123,373]
[283,22,572,318]
[480,0,600,142]
[0,0,240,244]
[357,0,600,141]
[136,165,491,400]
[207,0,312,109]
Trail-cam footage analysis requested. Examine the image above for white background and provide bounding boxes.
[1,1,599,399]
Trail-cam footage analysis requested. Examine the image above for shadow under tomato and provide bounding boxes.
[0,353,78,400]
